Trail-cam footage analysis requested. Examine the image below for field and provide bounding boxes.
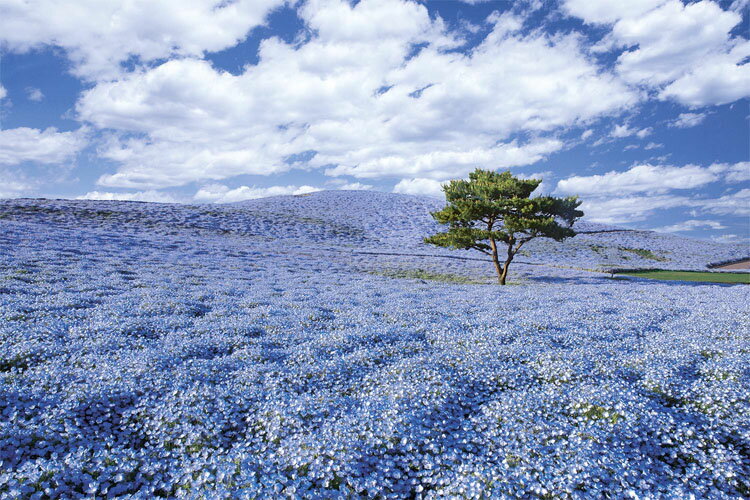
[1,191,748,498]
[617,270,750,284]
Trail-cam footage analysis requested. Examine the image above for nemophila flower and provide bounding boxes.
[0,194,748,498]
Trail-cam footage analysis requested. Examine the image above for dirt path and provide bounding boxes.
[713,259,750,270]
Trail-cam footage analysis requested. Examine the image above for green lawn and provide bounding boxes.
[617,270,750,284]
[371,268,488,284]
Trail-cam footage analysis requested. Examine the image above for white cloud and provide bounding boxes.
[654,219,726,233]
[193,184,322,203]
[636,127,652,139]
[610,124,634,138]
[564,0,750,107]
[660,40,750,107]
[644,142,662,150]
[325,139,564,180]
[393,178,445,198]
[711,233,749,244]
[648,154,672,163]
[393,170,552,200]
[517,170,553,196]
[580,194,689,224]
[700,188,750,217]
[300,0,437,44]
[25,87,43,102]
[0,0,284,80]
[0,127,87,165]
[0,85,6,100]
[613,2,741,84]
[563,0,667,25]
[669,112,708,128]
[581,129,593,140]
[94,130,293,189]
[561,161,750,223]
[556,164,718,196]
[325,179,373,190]
[0,169,33,199]
[726,164,750,183]
[76,190,179,203]
[336,182,372,191]
[710,161,750,183]
[75,0,635,189]
[610,124,651,139]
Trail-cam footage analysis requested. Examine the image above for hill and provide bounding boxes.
[1,191,745,282]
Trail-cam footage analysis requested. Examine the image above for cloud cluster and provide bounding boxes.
[654,219,725,233]
[556,161,750,223]
[714,161,750,183]
[0,169,34,199]
[0,127,87,166]
[77,190,180,203]
[576,195,689,224]
[0,0,284,80]
[701,189,750,218]
[565,0,750,107]
[669,112,708,128]
[74,0,635,190]
[193,184,321,203]
[393,169,553,199]
[610,124,652,139]
[556,164,718,196]
[393,178,445,198]
[325,180,373,191]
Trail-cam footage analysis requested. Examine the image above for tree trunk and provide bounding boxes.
[499,254,513,285]
[489,237,504,284]
[499,242,516,285]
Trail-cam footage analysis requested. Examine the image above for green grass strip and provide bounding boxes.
[370,268,487,285]
[618,270,749,284]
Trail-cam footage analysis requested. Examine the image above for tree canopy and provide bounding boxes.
[425,169,583,284]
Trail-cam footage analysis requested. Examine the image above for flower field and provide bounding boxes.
[1,192,748,498]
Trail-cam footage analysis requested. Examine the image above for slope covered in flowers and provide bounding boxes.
[0,192,748,498]
[230,190,748,271]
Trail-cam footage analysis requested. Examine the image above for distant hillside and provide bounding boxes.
[233,190,747,271]
[0,191,746,273]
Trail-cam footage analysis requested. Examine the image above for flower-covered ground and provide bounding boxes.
[1,191,748,498]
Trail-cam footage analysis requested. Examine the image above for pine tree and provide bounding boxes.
[425,169,583,285]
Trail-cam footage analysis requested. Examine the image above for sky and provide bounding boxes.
[0,0,748,242]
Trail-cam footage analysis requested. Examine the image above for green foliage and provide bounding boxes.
[619,247,668,261]
[616,270,750,284]
[371,268,486,284]
[0,353,30,372]
[571,402,624,425]
[424,169,583,284]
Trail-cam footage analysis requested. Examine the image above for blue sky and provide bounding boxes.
[0,0,748,241]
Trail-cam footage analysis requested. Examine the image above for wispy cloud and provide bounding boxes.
[193,184,322,204]
[556,163,719,196]
[669,112,708,128]
[653,219,726,233]
[25,87,44,102]
[77,190,179,203]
